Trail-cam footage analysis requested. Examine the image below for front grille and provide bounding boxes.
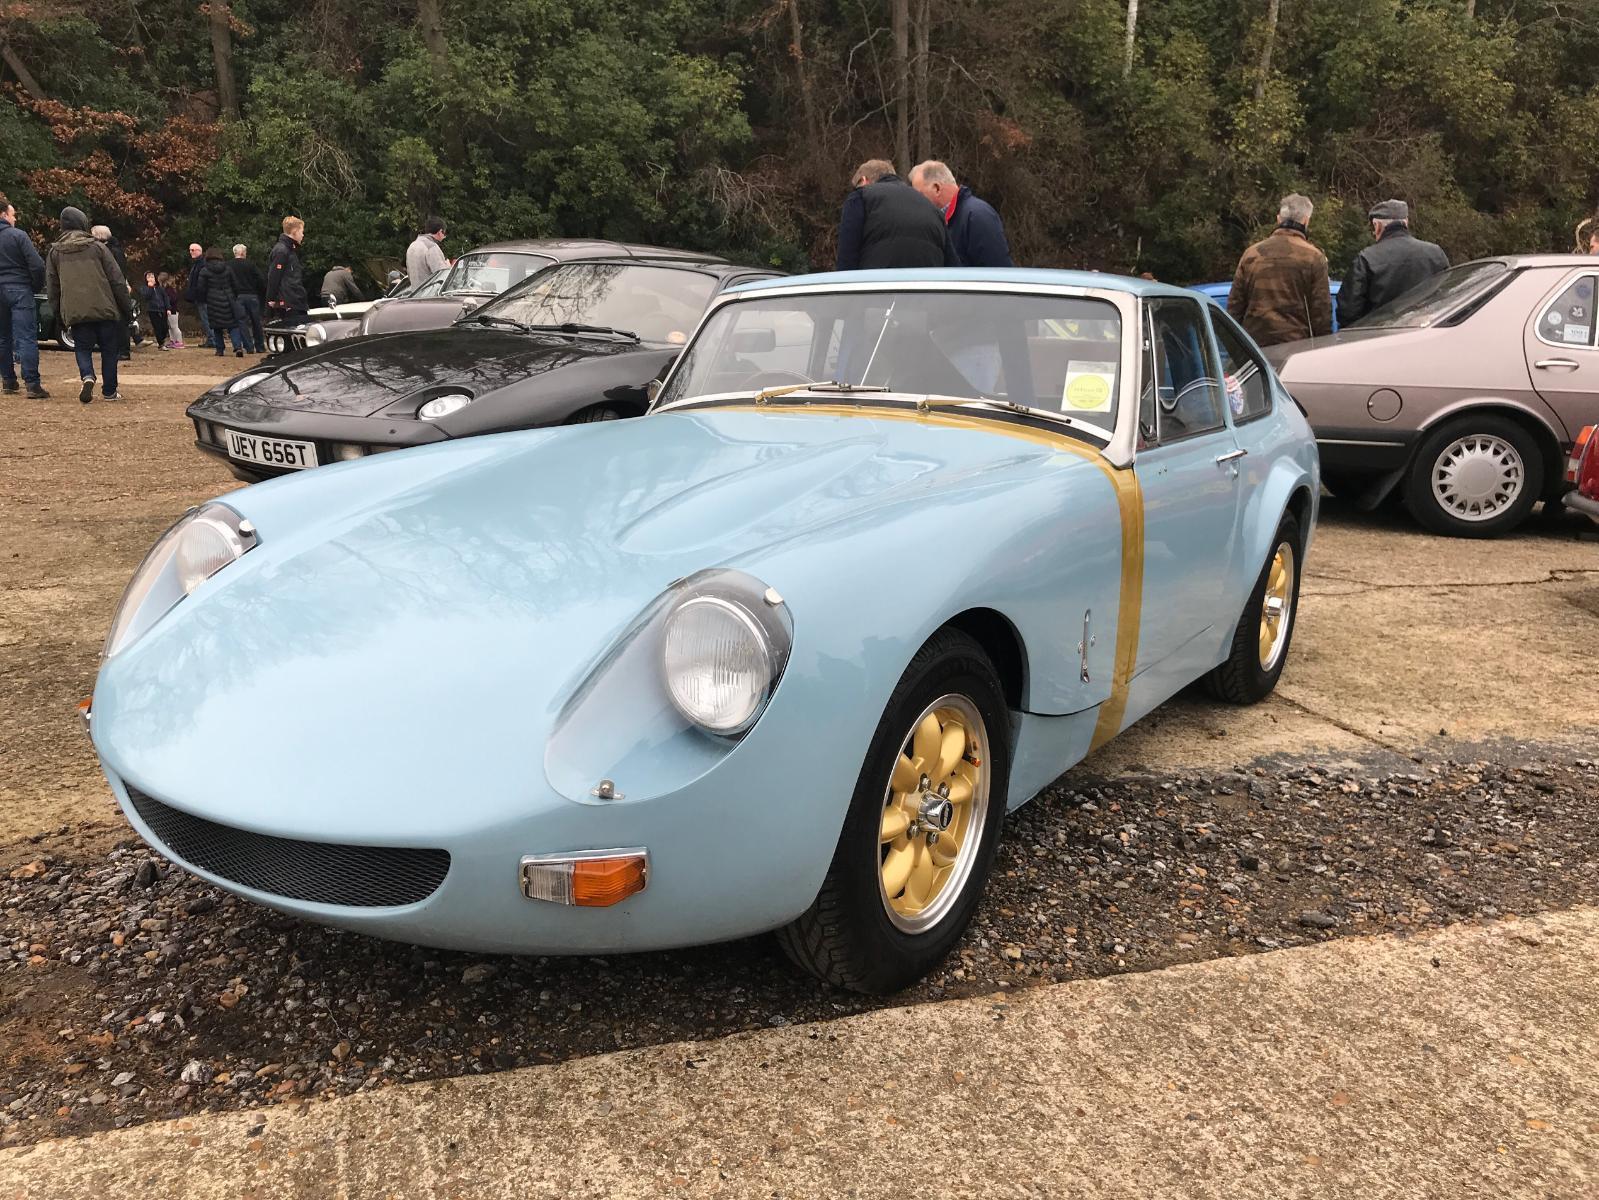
[126,787,449,907]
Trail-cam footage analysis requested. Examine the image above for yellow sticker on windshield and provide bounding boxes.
[1063,361,1116,412]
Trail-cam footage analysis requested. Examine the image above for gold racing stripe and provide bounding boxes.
[701,403,1146,745]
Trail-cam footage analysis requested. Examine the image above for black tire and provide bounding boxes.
[571,404,624,423]
[776,628,1011,994]
[1205,511,1302,705]
[1403,414,1543,538]
[57,322,74,351]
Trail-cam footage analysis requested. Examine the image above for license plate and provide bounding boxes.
[223,429,318,470]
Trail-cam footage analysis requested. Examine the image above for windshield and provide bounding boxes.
[1354,260,1512,329]
[442,251,556,296]
[473,262,717,343]
[658,290,1124,431]
[409,268,448,299]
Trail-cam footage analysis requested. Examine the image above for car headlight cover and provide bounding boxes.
[104,504,257,658]
[304,322,328,346]
[662,596,774,734]
[418,393,473,421]
[226,371,272,394]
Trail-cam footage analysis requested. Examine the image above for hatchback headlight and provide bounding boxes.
[662,597,775,734]
[418,393,473,420]
[104,504,257,658]
[226,371,272,395]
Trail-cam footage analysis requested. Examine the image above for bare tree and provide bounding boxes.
[0,37,44,99]
[1123,0,1139,80]
[913,0,930,162]
[892,0,909,169]
[786,0,819,140]
[1466,0,1476,18]
[1254,0,1281,101]
[206,1,239,119]
[415,0,463,162]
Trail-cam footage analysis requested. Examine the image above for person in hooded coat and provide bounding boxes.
[46,206,133,403]
[200,247,244,357]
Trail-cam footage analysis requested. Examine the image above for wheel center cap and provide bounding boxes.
[1454,456,1503,500]
[919,792,954,831]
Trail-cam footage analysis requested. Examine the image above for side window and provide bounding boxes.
[1145,298,1224,442]
[1211,312,1272,423]
[1538,275,1596,349]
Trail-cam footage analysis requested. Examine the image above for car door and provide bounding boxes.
[1523,268,1599,440]
[1133,296,1245,678]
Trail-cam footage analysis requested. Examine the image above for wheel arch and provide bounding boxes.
[940,607,1028,713]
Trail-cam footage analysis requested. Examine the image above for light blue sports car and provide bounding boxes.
[87,269,1319,993]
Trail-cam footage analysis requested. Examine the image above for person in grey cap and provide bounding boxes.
[1335,199,1449,326]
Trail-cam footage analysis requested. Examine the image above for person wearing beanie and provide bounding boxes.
[199,246,245,357]
[46,206,134,403]
[0,192,49,398]
[1336,199,1450,327]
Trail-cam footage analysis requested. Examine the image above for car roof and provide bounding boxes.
[525,256,780,280]
[1464,254,1599,270]
[461,239,727,263]
[727,267,1202,299]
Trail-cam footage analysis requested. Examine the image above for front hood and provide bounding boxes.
[93,407,1096,832]
[201,327,659,418]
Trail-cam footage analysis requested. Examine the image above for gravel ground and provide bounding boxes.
[1,749,1594,1148]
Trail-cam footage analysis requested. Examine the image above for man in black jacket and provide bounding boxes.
[0,193,48,397]
[228,244,266,352]
[835,160,955,271]
[184,242,217,348]
[1336,200,1450,326]
[265,216,309,327]
[909,160,1014,268]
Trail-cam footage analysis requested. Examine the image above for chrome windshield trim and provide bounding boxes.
[650,283,1140,467]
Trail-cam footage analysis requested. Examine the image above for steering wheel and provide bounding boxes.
[737,369,814,390]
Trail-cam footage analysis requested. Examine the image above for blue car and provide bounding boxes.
[86,269,1319,993]
[1192,279,1343,332]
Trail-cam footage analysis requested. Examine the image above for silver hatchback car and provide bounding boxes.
[1264,255,1599,537]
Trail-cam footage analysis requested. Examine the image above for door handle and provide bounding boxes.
[1214,448,1248,464]
[1534,358,1580,371]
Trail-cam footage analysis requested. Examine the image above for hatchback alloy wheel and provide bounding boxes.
[1431,434,1524,522]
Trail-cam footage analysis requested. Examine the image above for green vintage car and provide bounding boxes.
[35,290,142,350]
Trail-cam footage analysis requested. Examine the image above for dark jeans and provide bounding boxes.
[0,283,41,388]
[237,295,264,352]
[196,304,214,348]
[216,321,246,354]
[283,309,310,328]
[71,319,122,395]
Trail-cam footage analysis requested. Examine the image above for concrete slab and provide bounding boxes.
[5,909,1595,1198]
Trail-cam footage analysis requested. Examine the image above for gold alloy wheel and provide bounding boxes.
[877,694,990,934]
[1258,541,1296,672]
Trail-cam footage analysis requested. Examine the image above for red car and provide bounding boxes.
[1566,424,1599,524]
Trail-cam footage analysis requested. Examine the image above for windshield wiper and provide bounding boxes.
[462,313,534,332]
[916,395,1113,442]
[754,380,891,404]
[520,322,641,342]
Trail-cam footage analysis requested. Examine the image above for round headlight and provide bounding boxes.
[226,371,273,395]
[175,514,246,595]
[305,322,328,346]
[662,596,774,734]
[418,393,473,420]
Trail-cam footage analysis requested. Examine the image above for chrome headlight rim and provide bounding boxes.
[659,574,792,738]
[103,503,257,659]
[303,322,329,346]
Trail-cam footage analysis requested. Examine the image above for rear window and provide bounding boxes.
[1355,261,1512,330]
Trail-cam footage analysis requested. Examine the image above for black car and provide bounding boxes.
[187,257,779,483]
[356,239,726,338]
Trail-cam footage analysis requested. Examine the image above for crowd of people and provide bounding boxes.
[5,167,1599,404]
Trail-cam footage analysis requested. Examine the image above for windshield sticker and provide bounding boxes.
[1062,361,1117,413]
[1548,311,1564,326]
[1563,324,1591,344]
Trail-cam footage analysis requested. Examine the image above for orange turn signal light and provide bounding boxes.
[572,856,648,907]
[76,696,93,731]
[519,850,648,907]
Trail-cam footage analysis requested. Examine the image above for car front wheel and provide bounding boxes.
[776,628,1010,994]
[57,323,74,350]
[1403,414,1543,538]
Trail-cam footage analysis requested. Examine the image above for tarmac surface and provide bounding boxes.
[1,349,1597,1195]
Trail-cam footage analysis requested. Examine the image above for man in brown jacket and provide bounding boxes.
[45,206,133,403]
[1226,194,1332,347]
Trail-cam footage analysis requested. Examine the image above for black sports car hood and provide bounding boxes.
[222,326,661,417]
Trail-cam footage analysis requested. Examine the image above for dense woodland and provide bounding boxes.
[2,0,1597,287]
